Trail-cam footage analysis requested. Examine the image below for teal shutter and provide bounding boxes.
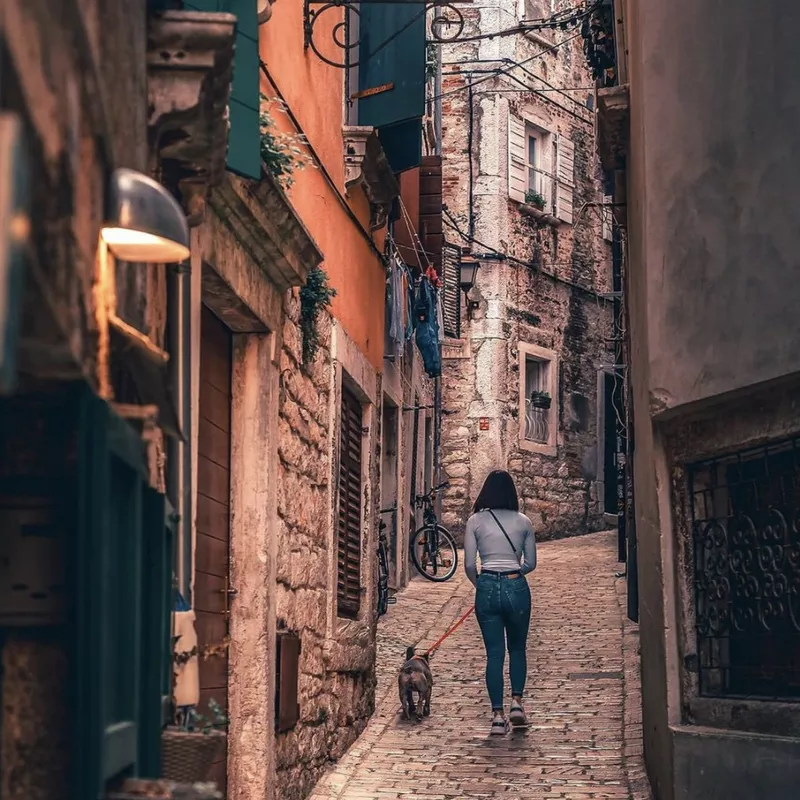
[357,2,425,172]
[73,388,174,795]
[138,492,177,777]
[186,1,262,180]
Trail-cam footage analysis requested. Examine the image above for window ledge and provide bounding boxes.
[147,10,237,224]
[523,30,557,50]
[520,438,557,457]
[519,202,563,227]
[342,126,400,230]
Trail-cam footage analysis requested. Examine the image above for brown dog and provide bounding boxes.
[398,646,433,720]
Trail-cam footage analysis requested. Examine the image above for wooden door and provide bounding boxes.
[195,306,232,794]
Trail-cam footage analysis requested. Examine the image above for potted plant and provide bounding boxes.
[161,634,230,785]
[530,390,552,410]
[162,699,228,784]
[524,190,546,211]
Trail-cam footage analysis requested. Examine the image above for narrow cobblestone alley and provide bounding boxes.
[310,532,652,800]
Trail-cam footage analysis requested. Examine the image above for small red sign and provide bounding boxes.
[479,418,489,431]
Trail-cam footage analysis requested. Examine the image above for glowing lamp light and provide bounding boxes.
[101,168,190,263]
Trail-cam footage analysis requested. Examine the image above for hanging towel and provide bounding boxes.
[173,607,200,708]
[388,257,405,355]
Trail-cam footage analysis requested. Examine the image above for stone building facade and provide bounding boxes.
[439,0,614,540]
[1,2,233,799]
[590,0,800,798]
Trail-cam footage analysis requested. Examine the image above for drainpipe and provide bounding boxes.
[467,81,475,241]
[167,261,193,604]
[434,40,443,156]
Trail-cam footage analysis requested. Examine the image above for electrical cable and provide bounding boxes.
[434,29,586,102]
[442,208,612,303]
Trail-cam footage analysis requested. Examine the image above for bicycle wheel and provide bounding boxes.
[410,524,459,582]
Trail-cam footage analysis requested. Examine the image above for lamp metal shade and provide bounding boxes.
[102,168,190,263]
[459,257,480,292]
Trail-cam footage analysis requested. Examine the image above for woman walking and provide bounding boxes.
[464,470,537,735]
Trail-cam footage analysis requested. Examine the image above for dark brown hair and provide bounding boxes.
[473,470,519,513]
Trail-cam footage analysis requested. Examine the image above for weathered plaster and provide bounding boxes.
[228,333,280,800]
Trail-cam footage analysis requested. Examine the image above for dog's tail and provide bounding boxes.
[406,646,415,661]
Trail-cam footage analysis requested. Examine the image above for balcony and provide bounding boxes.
[596,84,630,173]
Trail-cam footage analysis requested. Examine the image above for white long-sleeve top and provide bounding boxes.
[463,509,537,587]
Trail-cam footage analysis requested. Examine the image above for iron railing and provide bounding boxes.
[690,437,800,700]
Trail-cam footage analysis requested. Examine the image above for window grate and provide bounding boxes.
[689,436,800,701]
[337,387,363,619]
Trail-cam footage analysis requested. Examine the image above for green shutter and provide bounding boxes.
[186,1,262,180]
[357,2,425,127]
[73,388,170,797]
[357,3,425,172]
[138,491,176,777]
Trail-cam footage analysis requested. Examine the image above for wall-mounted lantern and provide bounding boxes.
[101,168,190,263]
[459,253,480,319]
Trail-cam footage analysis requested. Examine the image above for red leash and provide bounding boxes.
[424,605,475,658]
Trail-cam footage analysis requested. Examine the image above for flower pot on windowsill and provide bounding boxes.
[161,728,226,785]
[519,203,562,227]
[530,392,552,410]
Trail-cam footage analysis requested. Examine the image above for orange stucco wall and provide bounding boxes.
[260,5,386,372]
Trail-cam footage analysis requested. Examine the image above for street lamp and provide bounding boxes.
[101,168,190,263]
[459,253,480,319]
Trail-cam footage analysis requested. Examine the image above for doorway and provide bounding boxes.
[195,306,232,793]
[602,371,620,515]
[380,398,399,585]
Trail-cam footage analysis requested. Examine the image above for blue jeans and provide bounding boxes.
[475,573,531,711]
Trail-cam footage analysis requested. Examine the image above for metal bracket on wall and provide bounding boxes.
[302,0,469,69]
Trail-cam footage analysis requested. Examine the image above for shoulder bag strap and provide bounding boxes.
[487,509,518,557]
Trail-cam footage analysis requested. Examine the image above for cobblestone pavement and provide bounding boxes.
[310,531,653,800]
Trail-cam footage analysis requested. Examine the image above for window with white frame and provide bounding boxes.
[519,343,558,454]
[509,112,574,223]
[525,126,548,208]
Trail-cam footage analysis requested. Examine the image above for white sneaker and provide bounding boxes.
[490,712,509,736]
[509,700,528,728]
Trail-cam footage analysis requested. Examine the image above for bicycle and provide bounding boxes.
[410,482,459,582]
[377,508,397,617]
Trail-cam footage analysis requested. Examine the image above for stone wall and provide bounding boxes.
[274,297,378,800]
[439,0,614,541]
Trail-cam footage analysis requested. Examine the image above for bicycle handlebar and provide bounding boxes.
[415,481,450,504]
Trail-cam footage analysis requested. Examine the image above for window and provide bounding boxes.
[337,385,363,619]
[508,114,572,222]
[518,343,558,455]
[525,128,547,204]
[690,438,800,700]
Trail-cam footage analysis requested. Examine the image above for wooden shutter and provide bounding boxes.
[337,387,363,619]
[442,242,461,338]
[275,631,301,733]
[602,193,613,241]
[508,112,527,203]
[74,389,152,799]
[187,1,261,179]
[420,156,443,273]
[555,134,575,224]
